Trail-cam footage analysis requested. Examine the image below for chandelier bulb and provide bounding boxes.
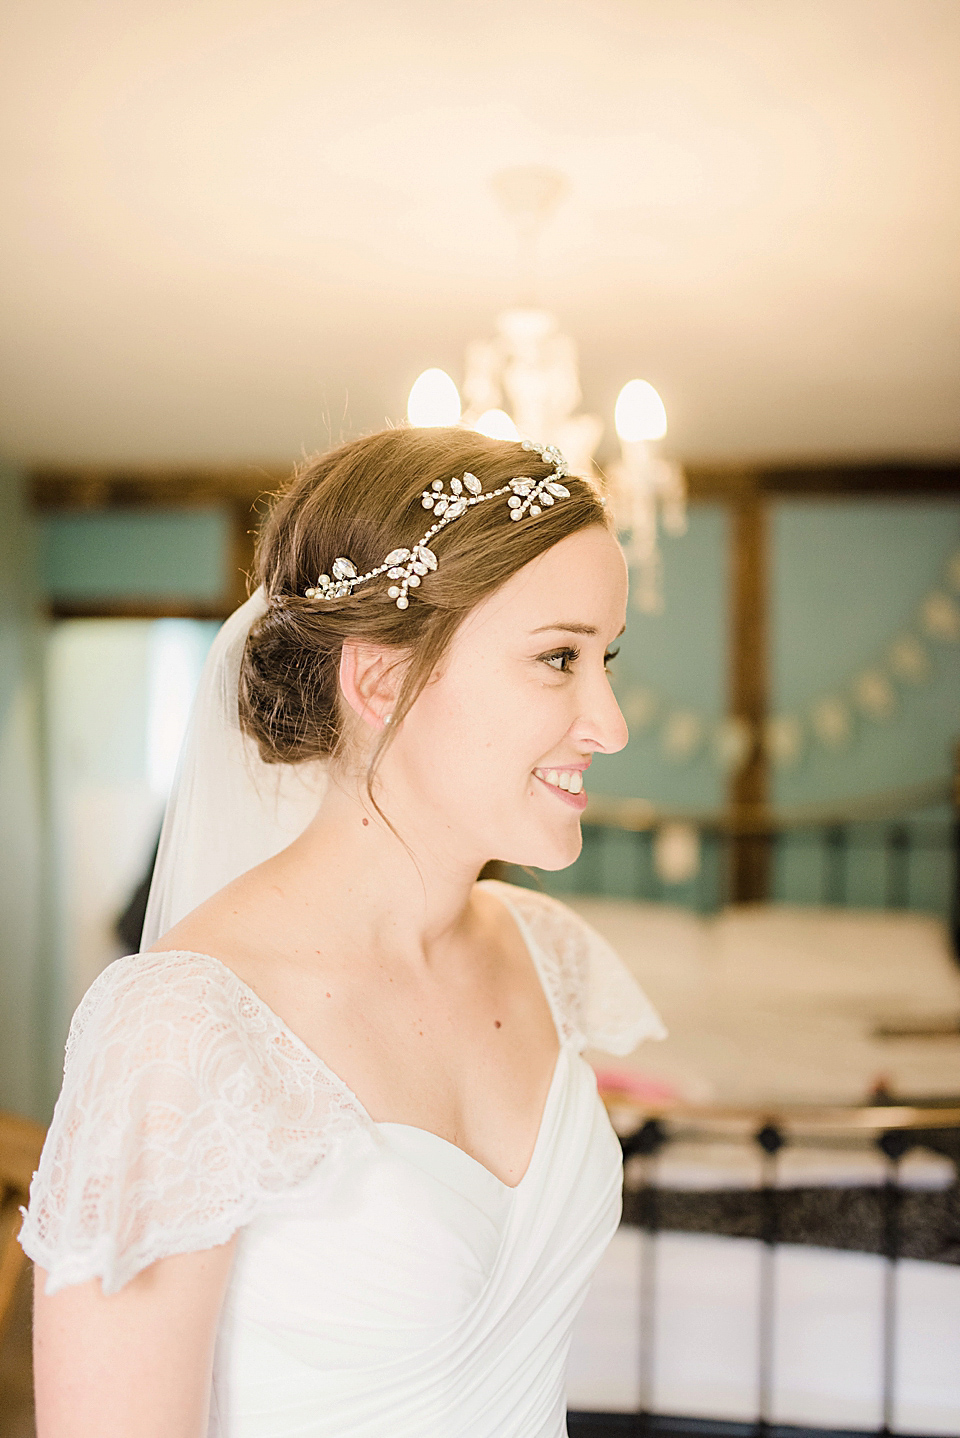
[615,380,667,443]
[407,369,462,428]
[474,409,521,441]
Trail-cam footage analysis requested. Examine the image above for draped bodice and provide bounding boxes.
[212,1046,623,1436]
[21,881,664,1438]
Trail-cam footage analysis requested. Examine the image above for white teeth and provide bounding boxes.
[535,767,585,795]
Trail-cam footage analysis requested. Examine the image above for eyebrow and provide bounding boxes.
[531,623,627,638]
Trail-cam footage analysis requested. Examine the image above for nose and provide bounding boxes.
[572,667,629,756]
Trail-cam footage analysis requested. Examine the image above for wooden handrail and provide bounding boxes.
[582,777,953,835]
[600,1092,960,1135]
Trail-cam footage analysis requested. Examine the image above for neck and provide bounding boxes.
[268,761,487,968]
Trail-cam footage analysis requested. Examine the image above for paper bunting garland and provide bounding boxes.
[618,546,960,770]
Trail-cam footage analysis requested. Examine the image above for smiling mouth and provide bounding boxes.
[532,767,589,811]
[533,767,584,795]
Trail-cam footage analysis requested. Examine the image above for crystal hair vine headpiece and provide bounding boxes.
[304,439,572,611]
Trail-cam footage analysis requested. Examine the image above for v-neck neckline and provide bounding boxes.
[148,881,566,1193]
[375,1046,566,1194]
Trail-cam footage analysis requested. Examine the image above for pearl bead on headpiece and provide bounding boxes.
[304,439,572,611]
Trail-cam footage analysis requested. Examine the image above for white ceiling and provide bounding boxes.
[1,0,958,465]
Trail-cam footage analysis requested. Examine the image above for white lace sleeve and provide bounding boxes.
[19,951,366,1296]
[483,881,666,1055]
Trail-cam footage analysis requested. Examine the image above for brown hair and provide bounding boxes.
[238,427,609,778]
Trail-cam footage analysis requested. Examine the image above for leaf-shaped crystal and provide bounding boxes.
[415,545,438,570]
[384,548,411,565]
[450,476,463,495]
[510,478,534,494]
[546,481,570,498]
[464,473,482,494]
[332,557,357,581]
[445,499,467,518]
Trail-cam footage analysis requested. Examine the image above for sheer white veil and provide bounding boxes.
[140,587,328,950]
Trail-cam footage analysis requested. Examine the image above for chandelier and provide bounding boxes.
[405,166,687,613]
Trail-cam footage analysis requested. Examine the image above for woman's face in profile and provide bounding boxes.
[389,523,629,871]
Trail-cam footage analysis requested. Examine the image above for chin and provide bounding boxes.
[499,817,584,873]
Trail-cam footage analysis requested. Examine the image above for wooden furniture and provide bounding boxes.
[0,1112,46,1342]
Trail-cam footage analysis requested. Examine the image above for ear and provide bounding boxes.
[338,642,403,731]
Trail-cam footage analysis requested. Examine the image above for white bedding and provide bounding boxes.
[564,899,960,1430]
[567,1228,960,1434]
[570,899,960,1105]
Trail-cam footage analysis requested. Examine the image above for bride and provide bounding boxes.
[22,426,663,1438]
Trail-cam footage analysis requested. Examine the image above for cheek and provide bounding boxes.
[398,672,489,783]
[402,661,549,789]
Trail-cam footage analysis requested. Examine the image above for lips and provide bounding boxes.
[533,766,589,812]
[533,767,584,795]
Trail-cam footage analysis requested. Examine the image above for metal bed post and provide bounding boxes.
[951,739,960,961]
[884,823,910,911]
[876,1128,912,1437]
[755,1123,785,1436]
[622,1118,667,1434]
[824,824,849,905]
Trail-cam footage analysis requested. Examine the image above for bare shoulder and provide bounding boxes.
[147,859,352,1028]
[146,863,284,974]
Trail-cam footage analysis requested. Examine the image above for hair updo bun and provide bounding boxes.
[238,426,609,770]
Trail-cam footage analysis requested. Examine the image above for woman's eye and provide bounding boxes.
[604,646,620,671]
[542,647,580,672]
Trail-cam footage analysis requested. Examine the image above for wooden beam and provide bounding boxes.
[728,487,770,902]
[29,465,287,511]
[47,598,234,621]
[29,458,960,511]
[687,459,960,500]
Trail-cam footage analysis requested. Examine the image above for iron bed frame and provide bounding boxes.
[557,763,960,1438]
[568,1100,960,1438]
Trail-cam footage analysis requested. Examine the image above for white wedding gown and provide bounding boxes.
[21,880,664,1438]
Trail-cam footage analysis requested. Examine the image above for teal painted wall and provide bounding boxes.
[541,496,960,915]
[591,503,730,808]
[771,500,960,807]
[38,508,231,602]
[587,497,960,812]
[766,499,960,913]
[0,463,51,1118]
